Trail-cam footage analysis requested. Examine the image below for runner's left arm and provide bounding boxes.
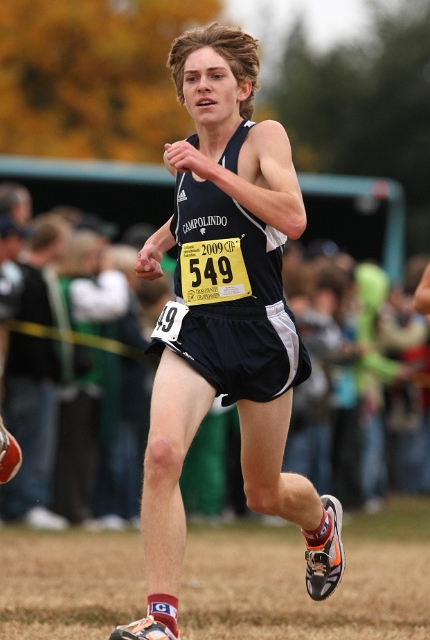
[134,216,177,281]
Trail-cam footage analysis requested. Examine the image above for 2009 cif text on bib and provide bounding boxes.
[180,237,252,306]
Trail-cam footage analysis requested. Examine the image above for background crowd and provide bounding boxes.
[0,180,429,531]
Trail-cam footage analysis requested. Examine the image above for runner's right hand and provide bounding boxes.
[134,243,164,281]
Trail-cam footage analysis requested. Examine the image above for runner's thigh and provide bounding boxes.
[149,347,217,452]
[237,389,293,488]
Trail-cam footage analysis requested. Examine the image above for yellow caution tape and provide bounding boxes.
[7,319,145,361]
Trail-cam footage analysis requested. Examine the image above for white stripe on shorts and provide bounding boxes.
[266,301,299,397]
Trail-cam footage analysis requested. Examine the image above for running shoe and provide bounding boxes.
[305,494,345,601]
[0,416,22,484]
[110,615,180,640]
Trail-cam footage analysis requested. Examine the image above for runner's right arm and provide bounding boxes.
[134,217,177,281]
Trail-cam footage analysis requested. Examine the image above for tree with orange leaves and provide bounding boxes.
[0,0,221,162]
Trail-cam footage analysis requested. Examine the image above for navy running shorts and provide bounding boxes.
[146,300,312,407]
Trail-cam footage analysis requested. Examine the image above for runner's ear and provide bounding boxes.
[237,80,252,103]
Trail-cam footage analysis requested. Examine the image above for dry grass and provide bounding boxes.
[1,496,430,639]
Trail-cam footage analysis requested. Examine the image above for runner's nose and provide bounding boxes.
[197,75,211,91]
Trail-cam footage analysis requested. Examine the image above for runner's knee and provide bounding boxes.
[244,484,279,515]
[144,438,184,484]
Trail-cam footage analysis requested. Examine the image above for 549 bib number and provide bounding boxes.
[180,237,252,306]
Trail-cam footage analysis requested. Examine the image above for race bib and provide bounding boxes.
[180,238,252,306]
[151,301,189,342]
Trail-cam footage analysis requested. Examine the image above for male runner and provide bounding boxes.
[110,22,345,640]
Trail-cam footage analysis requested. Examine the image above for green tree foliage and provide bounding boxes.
[270,0,430,207]
[0,0,221,162]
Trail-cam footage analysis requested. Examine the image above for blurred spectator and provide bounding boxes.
[333,251,357,274]
[283,258,315,306]
[92,244,151,530]
[121,222,177,277]
[137,274,175,341]
[354,262,412,512]
[49,206,119,244]
[285,251,429,509]
[327,265,364,511]
[75,211,119,243]
[47,205,85,228]
[408,257,430,492]
[282,239,304,293]
[379,260,429,493]
[51,230,129,526]
[121,223,157,250]
[403,337,430,493]
[283,261,343,495]
[0,218,26,513]
[0,217,26,393]
[1,216,71,530]
[0,182,32,227]
[303,239,340,262]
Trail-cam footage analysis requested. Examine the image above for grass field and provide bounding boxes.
[1,494,430,639]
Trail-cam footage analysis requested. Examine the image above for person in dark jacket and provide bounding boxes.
[91,244,151,529]
[1,216,71,529]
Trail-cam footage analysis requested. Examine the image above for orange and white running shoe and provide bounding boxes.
[305,495,345,601]
[110,616,180,640]
[0,415,22,484]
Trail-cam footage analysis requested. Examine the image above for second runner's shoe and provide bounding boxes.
[305,494,345,601]
[110,615,180,640]
[0,416,22,484]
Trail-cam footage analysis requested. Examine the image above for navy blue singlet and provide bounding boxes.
[170,119,288,308]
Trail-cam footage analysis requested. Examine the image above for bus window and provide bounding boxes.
[0,157,405,282]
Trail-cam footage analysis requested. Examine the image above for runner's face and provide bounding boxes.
[182,47,249,125]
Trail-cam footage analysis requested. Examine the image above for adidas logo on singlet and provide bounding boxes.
[177,190,187,202]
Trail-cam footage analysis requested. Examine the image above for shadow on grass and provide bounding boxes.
[1,607,429,632]
[188,494,430,543]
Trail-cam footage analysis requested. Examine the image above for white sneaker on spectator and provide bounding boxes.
[260,514,290,527]
[80,518,103,532]
[187,513,223,527]
[23,506,69,531]
[98,514,127,531]
[363,497,384,514]
[129,516,141,530]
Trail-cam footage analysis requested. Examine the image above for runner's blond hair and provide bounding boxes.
[167,22,261,120]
